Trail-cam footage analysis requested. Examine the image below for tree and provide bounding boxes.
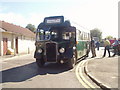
[26,24,36,32]
[90,28,102,41]
[106,36,114,40]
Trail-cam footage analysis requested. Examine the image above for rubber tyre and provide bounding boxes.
[36,59,45,67]
[67,55,76,69]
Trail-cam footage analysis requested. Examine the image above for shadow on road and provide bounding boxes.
[1,62,71,83]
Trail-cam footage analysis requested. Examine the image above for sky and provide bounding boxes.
[0,0,119,38]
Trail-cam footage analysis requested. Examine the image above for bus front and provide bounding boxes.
[34,16,76,68]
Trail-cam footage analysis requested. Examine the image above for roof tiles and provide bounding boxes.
[0,21,35,38]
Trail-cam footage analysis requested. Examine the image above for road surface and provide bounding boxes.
[1,54,84,88]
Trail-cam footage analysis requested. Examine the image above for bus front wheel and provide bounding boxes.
[67,55,76,69]
[36,59,45,67]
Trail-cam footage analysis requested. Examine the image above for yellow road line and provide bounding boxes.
[75,60,96,89]
[79,61,95,88]
[76,61,90,88]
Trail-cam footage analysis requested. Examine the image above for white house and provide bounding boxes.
[0,21,35,56]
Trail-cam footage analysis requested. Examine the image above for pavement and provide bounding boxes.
[85,47,119,89]
[0,53,31,62]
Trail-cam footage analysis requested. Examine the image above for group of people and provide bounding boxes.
[87,37,120,58]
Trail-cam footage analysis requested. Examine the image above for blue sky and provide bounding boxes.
[0,0,119,38]
[0,1,87,16]
[1,2,62,15]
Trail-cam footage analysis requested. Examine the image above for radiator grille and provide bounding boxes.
[46,43,57,62]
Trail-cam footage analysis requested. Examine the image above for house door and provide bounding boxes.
[3,38,8,55]
[15,38,18,54]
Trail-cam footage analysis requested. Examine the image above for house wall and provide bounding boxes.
[18,36,35,54]
[1,32,35,56]
[0,32,3,56]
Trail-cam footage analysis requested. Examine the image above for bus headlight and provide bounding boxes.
[59,48,65,53]
[37,48,43,53]
[73,46,76,50]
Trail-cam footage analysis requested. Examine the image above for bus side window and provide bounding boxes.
[81,32,83,40]
[78,30,81,40]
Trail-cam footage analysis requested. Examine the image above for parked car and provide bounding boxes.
[109,39,120,55]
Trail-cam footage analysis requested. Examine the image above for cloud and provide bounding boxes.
[28,13,48,27]
[0,13,28,27]
[63,0,118,38]
[0,12,48,28]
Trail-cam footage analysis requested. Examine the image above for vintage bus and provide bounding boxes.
[34,16,90,68]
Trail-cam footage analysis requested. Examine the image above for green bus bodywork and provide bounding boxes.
[76,40,87,59]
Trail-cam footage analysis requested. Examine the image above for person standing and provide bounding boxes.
[102,38,111,57]
[96,41,100,51]
[90,37,96,58]
[112,38,119,57]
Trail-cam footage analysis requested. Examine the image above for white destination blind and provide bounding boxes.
[46,19,61,24]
